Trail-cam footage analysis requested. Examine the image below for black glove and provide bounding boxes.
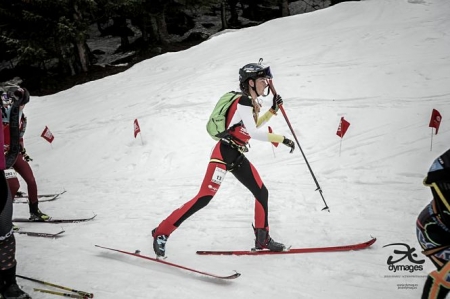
[21,148,33,162]
[271,94,283,112]
[282,137,295,153]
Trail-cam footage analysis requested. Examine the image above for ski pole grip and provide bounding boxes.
[268,79,284,107]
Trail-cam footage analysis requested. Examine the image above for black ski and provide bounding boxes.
[15,190,67,199]
[12,214,97,223]
[15,229,65,238]
[14,190,66,204]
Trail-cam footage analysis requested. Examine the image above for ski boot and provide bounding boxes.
[1,283,32,299]
[152,228,168,258]
[254,228,285,252]
[29,203,50,221]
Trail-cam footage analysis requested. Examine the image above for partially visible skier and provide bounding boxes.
[417,148,450,299]
[0,90,32,299]
[2,85,49,221]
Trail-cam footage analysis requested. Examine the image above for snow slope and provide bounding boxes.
[11,0,450,298]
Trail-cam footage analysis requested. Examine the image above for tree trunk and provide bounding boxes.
[113,17,130,50]
[147,15,160,43]
[141,18,149,44]
[60,45,75,76]
[75,41,89,73]
[248,0,258,21]
[279,0,290,17]
[155,12,169,44]
[72,4,89,73]
[227,0,239,27]
[221,1,228,30]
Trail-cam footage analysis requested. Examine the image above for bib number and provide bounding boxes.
[211,167,226,185]
[4,169,17,180]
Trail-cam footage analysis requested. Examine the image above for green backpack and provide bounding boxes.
[206,91,241,140]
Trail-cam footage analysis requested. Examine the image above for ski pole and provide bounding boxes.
[268,79,330,212]
[17,275,94,298]
[33,288,86,298]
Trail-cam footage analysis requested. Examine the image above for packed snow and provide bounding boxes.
[10,0,450,298]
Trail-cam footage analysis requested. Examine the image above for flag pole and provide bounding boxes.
[139,133,144,145]
[339,137,343,157]
[268,126,276,158]
[428,109,442,151]
[430,128,433,151]
[271,144,276,158]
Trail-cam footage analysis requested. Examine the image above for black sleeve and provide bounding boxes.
[0,171,7,213]
[238,95,253,107]
[425,149,450,184]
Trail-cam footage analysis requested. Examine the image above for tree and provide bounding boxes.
[0,0,95,75]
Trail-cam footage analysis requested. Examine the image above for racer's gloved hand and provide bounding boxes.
[23,153,33,162]
[271,94,283,112]
[282,137,295,153]
[21,148,33,162]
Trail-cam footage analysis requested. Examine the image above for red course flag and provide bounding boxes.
[336,117,350,138]
[268,126,279,147]
[40,126,54,143]
[134,119,141,138]
[429,109,442,135]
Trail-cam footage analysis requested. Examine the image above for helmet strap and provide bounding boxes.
[249,79,260,97]
[249,78,271,97]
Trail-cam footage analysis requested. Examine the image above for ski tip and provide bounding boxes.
[226,271,241,279]
[367,237,377,246]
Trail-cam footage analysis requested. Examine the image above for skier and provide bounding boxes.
[1,86,49,221]
[416,148,450,299]
[151,61,296,257]
[0,112,32,298]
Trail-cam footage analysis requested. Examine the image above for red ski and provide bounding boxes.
[196,238,376,256]
[95,245,241,280]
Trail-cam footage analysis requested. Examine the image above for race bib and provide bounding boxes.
[211,167,226,185]
[4,168,16,179]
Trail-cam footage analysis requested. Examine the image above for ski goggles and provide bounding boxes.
[254,66,273,79]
